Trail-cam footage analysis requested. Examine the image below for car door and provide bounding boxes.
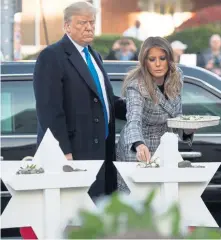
[179,77,221,185]
[1,76,37,238]
[179,77,221,166]
[1,75,37,161]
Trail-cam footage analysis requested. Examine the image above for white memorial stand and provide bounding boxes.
[0,129,103,239]
[114,132,220,228]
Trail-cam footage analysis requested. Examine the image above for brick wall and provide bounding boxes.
[21,15,64,46]
[20,0,141,46]
[101,0,140,34]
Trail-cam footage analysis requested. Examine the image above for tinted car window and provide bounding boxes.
[112,79,221,134]
[1,79,220,136]
[111,79,123,97]
[182,82,221,133]
[1,81,37,134]
[111,79,126,134]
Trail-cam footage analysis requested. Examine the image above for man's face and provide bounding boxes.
[121,44,131,53]
[135,20,141,28]
[210,38,221,51]
[65,13,95,46]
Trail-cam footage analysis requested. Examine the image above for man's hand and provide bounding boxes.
[128,40,137,52]
[205,59,214,70]
[65,153,73,160]
[136,144,151,162]
[112,40,121,50]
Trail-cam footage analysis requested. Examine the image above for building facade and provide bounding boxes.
[5,0,220,58]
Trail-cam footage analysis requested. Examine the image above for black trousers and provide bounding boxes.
[88,141,117,203]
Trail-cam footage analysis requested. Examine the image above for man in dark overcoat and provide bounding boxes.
[33,1,126,200]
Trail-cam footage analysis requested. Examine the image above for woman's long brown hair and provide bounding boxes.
[122,37,182,104]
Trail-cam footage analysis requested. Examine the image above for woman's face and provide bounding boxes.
[146,47,169,79]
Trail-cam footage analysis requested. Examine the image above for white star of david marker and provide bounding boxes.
[114,132,221,228]
[1,129,103,239]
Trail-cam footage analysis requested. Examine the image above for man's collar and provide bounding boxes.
[66,33,85,53]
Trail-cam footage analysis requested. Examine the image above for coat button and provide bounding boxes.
[94,98,98,103]
[94,138,99,144]
[94,118,99,123]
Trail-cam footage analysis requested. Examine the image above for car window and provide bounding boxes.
[112,79,221,134]
[182,82,221,133]
[111,80,123,97]
[2,78,220,136]
[1,81,37,135]
[111,79,126,134]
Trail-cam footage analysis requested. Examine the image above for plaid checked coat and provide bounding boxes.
[116,72,193,192]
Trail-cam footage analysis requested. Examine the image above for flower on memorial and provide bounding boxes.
[16,164,44,174]
[137,156,160,168]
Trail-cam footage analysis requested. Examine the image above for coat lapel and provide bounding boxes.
[156,86,176,118]
[62,35,99,97]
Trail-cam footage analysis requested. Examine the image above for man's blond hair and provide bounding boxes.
[64,1,97,23]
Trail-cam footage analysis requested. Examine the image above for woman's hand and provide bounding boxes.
[136,144,151,162]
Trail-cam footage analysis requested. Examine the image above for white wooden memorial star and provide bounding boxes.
[114,132,221,228]
[0,129,103,239]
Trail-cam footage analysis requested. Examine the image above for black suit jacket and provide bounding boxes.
[33,34,126,198]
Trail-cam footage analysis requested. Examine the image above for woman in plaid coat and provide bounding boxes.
[116,37,194,191]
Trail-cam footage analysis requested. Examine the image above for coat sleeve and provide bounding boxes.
[33,47,72,154]
[114,95,126,120]
[124,85,146,149]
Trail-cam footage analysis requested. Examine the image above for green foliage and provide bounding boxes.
[187,227,221,239]
[23,52,40,60]
[91,34,121,59]
[23,35,142,60]
[72,211,104,239]
[166,24,221,54]
[23,24,221,60]
[68,188,221,239]
[159,203,181,237]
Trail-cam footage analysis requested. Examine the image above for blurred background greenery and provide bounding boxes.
[23,24,221,60]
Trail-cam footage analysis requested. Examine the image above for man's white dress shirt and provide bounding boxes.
[67,34,110,122]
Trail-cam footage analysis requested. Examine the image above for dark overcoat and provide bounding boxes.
[33,34,126,200]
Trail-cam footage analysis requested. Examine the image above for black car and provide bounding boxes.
[1,61,221,162]
[1,61,221,237]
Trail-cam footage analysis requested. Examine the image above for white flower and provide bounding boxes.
[151,163,157,167]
